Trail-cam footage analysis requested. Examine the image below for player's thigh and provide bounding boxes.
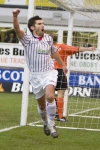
[45,84,55,102]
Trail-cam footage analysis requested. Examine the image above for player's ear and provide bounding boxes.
[30,26,34,31]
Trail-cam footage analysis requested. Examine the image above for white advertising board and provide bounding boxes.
[70,50,100,72]
[0,43,100,72]
[0,43,25,68]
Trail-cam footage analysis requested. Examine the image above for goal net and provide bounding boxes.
[25,0,100,131]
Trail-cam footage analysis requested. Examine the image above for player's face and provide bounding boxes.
[33,20,44,37]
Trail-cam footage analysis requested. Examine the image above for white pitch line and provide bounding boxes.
[0,125,20,133]
[69,114,100,119]
[29,124,100,132]
[70,107,100,115]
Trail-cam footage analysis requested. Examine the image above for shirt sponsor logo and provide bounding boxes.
[38,49,48,55]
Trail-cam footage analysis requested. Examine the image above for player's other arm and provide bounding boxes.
[79,46,96,52]
[51,51,68,74]
[12,8,24,39]
[60,44,79,55]
[60,44,96,55]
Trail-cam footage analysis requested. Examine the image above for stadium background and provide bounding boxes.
[0,0,100,98]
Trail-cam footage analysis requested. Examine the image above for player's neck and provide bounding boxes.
[33,34,43,41]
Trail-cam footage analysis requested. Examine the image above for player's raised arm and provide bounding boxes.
[12,8,24,39]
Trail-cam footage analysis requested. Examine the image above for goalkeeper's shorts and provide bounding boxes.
[55,69,68,91]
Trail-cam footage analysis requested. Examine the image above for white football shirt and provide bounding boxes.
[20,33,57,72]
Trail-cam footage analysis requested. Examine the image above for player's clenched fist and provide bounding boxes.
[13,8,20,17]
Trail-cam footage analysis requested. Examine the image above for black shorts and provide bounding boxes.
[55,69,68,91]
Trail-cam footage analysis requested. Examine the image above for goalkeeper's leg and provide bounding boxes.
[55,69,68,122]
[57,90,65,119]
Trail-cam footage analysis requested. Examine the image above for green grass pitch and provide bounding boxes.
[0,92,100,150]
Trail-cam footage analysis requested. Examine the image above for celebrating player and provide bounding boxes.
[52,35,96,122]
[12,9,68,138]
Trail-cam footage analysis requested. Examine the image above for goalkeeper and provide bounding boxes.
[53,35,96,122]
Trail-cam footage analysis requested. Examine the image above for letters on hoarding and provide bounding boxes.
[0,68,100,98]
[1,82,100,98]
[0,68,24,82]
[70,51,100,72]
[0,82,32,93]
[0,68,100,88]
[70,72,100,88]
[0,44,25,68]
[0,43,100,72]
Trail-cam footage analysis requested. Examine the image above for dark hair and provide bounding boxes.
[28,16,42,33]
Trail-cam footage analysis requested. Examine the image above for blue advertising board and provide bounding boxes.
[0,68,24,83]
[69,72,100,88]
[0,68,100,88]
[0,68,100,98]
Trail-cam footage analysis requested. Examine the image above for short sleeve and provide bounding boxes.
[19,33,32,47]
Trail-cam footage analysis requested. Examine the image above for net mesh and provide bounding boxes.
[49,0,100,19]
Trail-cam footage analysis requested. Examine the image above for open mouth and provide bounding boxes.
[42,29,44,32]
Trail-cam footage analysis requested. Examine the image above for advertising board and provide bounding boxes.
[0,43,100,72]
[0,68,100,98]
[0,44,25,68]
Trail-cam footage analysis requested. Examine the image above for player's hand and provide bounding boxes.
[88,47,96,51]
[62,66,68,75]
[13,8,20,17]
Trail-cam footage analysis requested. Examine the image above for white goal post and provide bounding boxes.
[20,0,35,126]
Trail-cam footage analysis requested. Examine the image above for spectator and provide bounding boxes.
[4,32,16,43]
[83,39,92,47]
